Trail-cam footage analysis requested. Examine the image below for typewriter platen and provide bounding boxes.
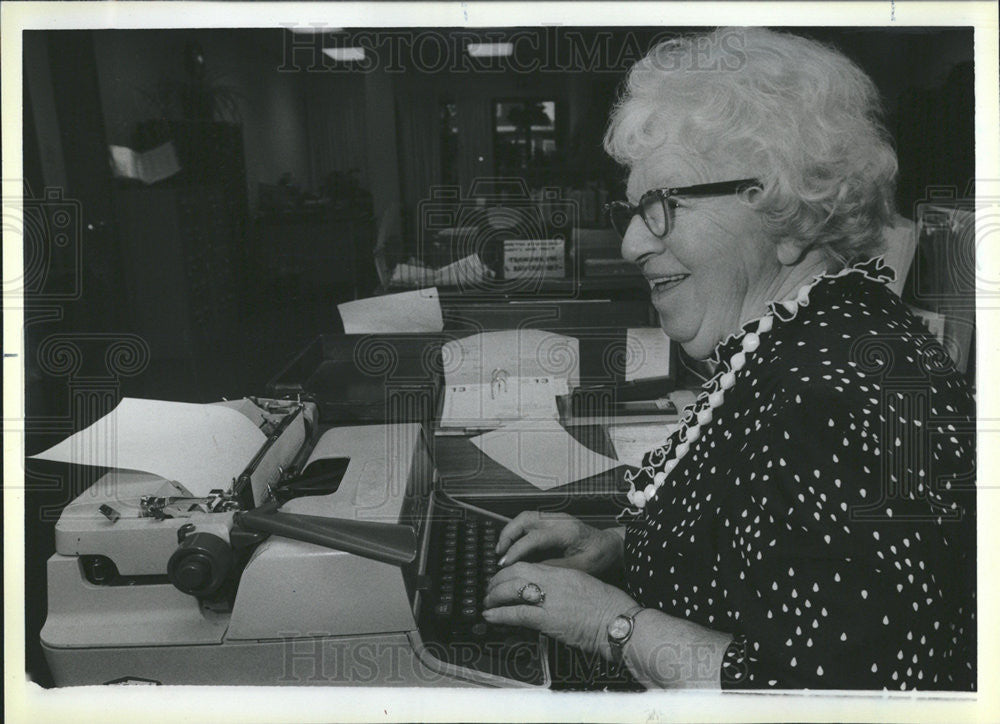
[39,397,565,687]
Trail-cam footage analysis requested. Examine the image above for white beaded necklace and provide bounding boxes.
[624,288,800,511]
[621,256,895,513]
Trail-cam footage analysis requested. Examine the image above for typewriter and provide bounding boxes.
[38,396,632,688]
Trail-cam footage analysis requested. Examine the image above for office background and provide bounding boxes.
[21,26,974,686]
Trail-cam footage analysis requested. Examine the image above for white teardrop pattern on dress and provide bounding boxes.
[620,256,896,516]
[623,311,777,510]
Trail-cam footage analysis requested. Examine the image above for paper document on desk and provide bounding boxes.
[389,254,491,288]
[30,398,266,497]
[440,376,567,429]
[608,423,678,468]
[389,263,437,287]
[433,254,492,286]
[470,419,620,490]
[338,287,444,333]
[625,327,672,382]
[443,329,580,389]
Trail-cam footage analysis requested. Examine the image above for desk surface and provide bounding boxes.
[268,332,676,522]
[432,424,632,523]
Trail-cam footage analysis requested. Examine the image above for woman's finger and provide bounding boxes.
[482,604,544,630]
[499,531,552,567]
[540,552,591,571]
[481,578,526,608]
[486,561,537,595]
[495,511,539,556]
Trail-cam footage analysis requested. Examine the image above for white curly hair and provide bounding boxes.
[604,27,899,260]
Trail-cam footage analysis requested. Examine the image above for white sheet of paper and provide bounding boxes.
[30,398,266,497]
[440,376,567,428]
[608,423,679,468]
[338,287,444,334]
[443,329,580,388]
[625,327,672,382]
[470,419,620,490]
[108,142,181,184]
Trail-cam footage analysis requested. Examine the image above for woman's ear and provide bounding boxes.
[738,185,763,206]
[775,237,808,266]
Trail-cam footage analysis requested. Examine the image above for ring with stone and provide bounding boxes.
[517,582,545,605]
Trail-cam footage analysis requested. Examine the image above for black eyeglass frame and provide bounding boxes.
[604,178,762,238]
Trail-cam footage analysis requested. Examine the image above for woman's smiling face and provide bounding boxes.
[621,143,784,359]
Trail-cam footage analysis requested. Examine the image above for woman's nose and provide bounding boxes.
[620,217,666,265]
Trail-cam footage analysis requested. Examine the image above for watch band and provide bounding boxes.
[607,605,646,669]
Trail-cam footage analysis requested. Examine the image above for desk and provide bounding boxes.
[432,424,629,524]
[268,329,676,424]
[267,334,446,424]
[267,330,676,526]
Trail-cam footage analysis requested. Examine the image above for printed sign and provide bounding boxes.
[502,238,565,279]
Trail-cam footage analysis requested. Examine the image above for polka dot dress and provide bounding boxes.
[621,258,976,690]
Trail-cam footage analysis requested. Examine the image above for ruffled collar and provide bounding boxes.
[619,255,895,520]
[708,256,896,366]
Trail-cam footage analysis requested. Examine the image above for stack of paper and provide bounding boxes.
[443,329,580,388]
[389,254,492,288]
[440,377,568,429]
[433,254,493,286]
[389,263,436,287]
[439,329,580,428]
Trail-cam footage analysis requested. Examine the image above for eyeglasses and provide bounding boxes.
[604,179,762,239]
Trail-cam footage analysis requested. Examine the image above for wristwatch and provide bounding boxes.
[606,605,645,669]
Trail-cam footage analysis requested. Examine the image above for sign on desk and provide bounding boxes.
[503,238,565,279]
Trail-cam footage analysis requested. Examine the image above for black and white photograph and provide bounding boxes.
[4,1,998,721]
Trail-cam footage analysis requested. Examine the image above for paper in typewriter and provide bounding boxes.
[439,329,579,428]
[469,419,620,490]
[31,398,267,498]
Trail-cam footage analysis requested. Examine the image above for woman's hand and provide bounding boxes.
[483,562,637,656]
[495,511,623,576]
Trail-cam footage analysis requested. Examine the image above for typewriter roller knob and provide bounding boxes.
[168,531,233,597]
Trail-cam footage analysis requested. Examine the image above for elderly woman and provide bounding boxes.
[482,28,975,690]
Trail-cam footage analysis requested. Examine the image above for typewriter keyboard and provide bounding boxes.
[419,499,545,686]
[433,515,498,624]
[418,494,642,689]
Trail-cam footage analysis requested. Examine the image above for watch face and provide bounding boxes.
[608,616,632,641]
